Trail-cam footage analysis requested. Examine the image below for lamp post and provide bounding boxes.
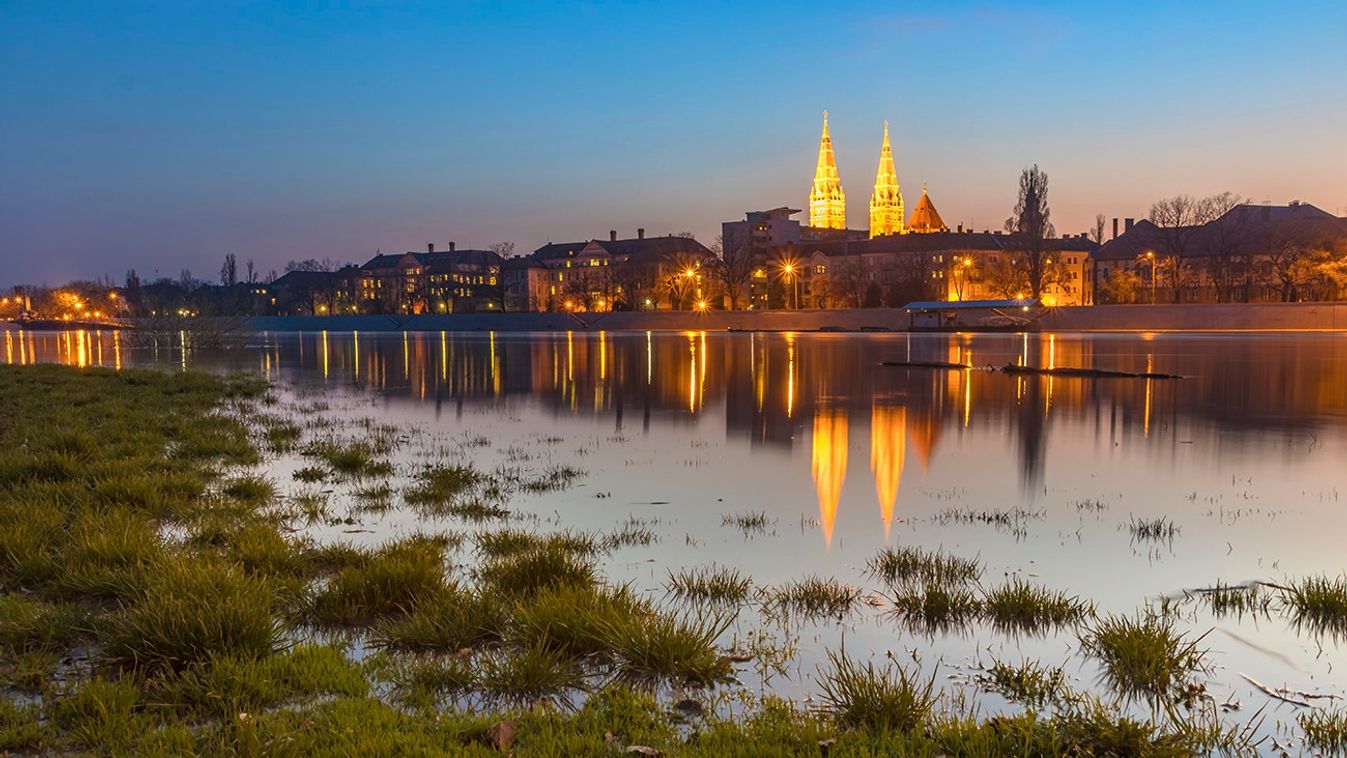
[780,262,799,309]
[1145,251,1156,304]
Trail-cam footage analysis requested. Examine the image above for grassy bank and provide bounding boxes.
[0,364,1282,755]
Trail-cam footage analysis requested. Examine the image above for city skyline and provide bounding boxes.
[4,1,1347,284]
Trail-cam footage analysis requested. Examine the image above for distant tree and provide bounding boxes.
[1261,220,1326,302]
[285,258,338,273]
[710,232,755,310]
[1145,193,1231,302]
[984,256,1029,299]
[1099,268,1142,304]
[825,260,867,308]
[220,254,238,287]
[489,241,515,258]
[862,281,883,308]
[1004,165,1056,298]
[1091,214,1107,244]
[245,259,257,283]
[671,231,697,239]
[1198,193,1251,302]
[124,269,141,290]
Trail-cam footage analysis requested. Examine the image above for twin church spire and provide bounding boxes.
[808,112,924,238]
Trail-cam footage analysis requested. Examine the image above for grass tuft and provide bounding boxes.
[817,649,936,732]
[982,578,1093,634]
[665,564,753,607]
[763,576,860,620]
[866,545,981,589]
[1079,614,1207,704]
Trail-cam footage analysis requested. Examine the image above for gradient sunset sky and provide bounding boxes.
[4,1,1346,284]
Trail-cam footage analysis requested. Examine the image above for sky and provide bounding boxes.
[3,1,1346,285]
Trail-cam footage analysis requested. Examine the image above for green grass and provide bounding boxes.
[369,583,505,653]
[978,659,1069,708]
[308,535,450,625]
[865,545,981,588]
[817,649,936,732]
[982,578,1094,634]
[665,564,753,607]
[477,541,598,598]
[1079,614,1208,704]
[597,607,735,688]
[1279,575,1347,635]
[721,510,772,535]
[0,595,89,654]
[888,582,983,634]
[1299,707,1347,755]
[292,465,327,483]
[99,553,284,675]
[762,576,861,620]
[303,438,395,479]
[1184,580,1272,618]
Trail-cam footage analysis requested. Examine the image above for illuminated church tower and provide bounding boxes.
[808,111,846,230]
[868,121,904,238]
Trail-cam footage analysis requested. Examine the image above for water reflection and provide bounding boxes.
[11,327,1347,533]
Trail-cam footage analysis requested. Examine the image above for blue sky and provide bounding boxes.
[3,1,1346,284]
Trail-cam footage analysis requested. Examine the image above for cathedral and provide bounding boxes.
[808,112,947,237]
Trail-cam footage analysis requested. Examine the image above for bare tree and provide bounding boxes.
[245,259,257,283]
[1199,194,1251,302]
[1091,214,1107,244]
[710,232,755,309]
[285,258,338,273]
[1004,165,1056,298]
[220,253,238,287]
[488,241,515,258]
[1145,193,1229,302]
[1099,268,1141,304]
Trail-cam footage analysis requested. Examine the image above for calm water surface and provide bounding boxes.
[10,327,1347,732]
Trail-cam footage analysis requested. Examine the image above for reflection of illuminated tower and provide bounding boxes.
[868,122,904,238]
[809,111,846,230]
[811,409,849,545]
[870,404,906,537]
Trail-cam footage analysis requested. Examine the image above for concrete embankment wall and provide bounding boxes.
[232,303,1347,333]
[1042,303,1347,331]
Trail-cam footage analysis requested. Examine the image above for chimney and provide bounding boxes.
[449,241,456,252]
[957,223,964,233]
[1112,218,1119,240]
[1124,218,1134,233]
[427,243,434,254]
[609,230,617,242]
[637,228,645,239]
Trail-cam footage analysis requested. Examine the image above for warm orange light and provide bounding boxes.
[694,299,709,312]
[1041,294,1058,307]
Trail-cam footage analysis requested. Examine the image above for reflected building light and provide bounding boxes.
[402,331,409,379]
[699,331,707,408]
[871,404,906,538]
[321,330,329,380]
[646,330,653,386]
[786,334,797,419]
[963,368,972,428]
[353,331,360,380]
[599,330,607,383]
[687,333,697,413]
[491,331,500,397]
[113,330,121,370]
[1144,354,1154,438]
[179,330,187,371]
[567,331,574,384]
[812,409,849,546]
[6,329,14,364]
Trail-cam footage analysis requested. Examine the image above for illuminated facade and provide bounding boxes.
[808,111,847,230]
[868,122,904,238]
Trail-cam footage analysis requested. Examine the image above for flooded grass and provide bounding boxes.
[982,578,1094,634]
[1299,707,1347,755]
[762,576,861,619]
[1126,515,1181,542]
[721,510,773,536]
[1278,575,1347,635]
[817,649,936,732]
[865,544,981,588]
[0,362,1315,754]
[665,564,753,607]
[1079,614,1207,704]
[977,659,1069,708]
[888,582,983,634]
[1184,580,1272,618]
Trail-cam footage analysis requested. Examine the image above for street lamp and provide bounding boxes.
[780,262,799,310]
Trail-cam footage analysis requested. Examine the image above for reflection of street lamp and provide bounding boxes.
[780,262,799,309]
[694,298,709,313]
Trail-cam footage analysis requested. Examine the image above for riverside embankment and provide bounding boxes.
[239,302,1347,333]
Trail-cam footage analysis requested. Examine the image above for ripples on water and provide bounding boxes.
[9,326,1347,730]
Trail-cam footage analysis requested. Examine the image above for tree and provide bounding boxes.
[1004,165,1056,298]
[489,241,515,258]
[1198,194,1251,302]
[1262,220,1329,302]
[984,256,1029,299]
[1091,214,1107,244]
[710,232,755,310]
[285,258,338,273]
[220,253,238,287]
[246,259,257,283]
[862,281,883,308]
[1099,268,1141,304]
[1145,193,1231,302]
